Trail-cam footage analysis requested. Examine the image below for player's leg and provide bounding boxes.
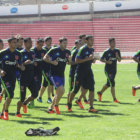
[16,85,26,117]
[132,71,140,96]
[48,76,65,114]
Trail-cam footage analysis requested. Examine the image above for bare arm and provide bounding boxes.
[43,54,58,66]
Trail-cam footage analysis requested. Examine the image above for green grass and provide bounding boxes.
[0,63,140,140]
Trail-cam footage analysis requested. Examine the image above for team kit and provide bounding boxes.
[0,34,139,120]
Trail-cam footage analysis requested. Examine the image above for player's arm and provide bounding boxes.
[133,51,140,63]
[0,51,6,76]
[16,53,25,71]
[43,49,58,66]
[116,50,121,62]
[100,52,112,64]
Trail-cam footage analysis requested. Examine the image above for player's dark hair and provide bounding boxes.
[37,38,44,43]
[59,37,67,43]
[24,37,31,43]
[75,40,80,45]
[8,36,16,43]
[79,34,86,39]
[0,39,3,43]
[85,35,93,41]
[109,38,115,43]
[44,36,52,42]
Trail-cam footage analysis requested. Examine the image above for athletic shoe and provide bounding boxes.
[97,92,102,102]
[16,113,22,118]
[37,97,42,103]
[52,94,54,97]
[47,98,52,104]
[138,99,140,102]
[54,105,60,114]
[4,112,9,120]
[0,95,3,103]
[132,87,136,96]
[48,109,55,114]
[0,114,4,119]
[75,100,84,109]
[84,100,89,104]
[88,107,98,113]
[27,101,35,109]
[66,104,72,112]
[114,99,120,103]
[23,104,27,113]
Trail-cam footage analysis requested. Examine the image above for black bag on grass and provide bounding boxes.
[25,127,60,136]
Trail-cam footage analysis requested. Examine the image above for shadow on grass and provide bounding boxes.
[9,113,31,117]
[62,113,101,118]
[98,112,128,116]
[94,104,117,107]
[119,102,135,105]
[29,117,63,121]
[9,120,50,125]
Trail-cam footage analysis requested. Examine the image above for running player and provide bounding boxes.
[27,38,46,108]
[67,39,81,103]
[0,37,24,120]
[37,37,54,103]
[97,38,121,103]
[43,37,71,114]
[67,35,98,113]
[16,37,38,118]
[132,50,140,102]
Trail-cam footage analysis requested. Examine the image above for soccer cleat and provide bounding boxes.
[97,92,102,102]
[16,113,22,118]
[75,100,84,109]
[54,105,60,114]
[84,100,89,104]
[66,105,72,112]
[23,104,27,113]
[114,99,120,103]
[47,98,52,104]
[132,87,136,96]
[88,108,98,113]
[3,112,9,120]
[138,99,140,102]
[37,97,42,103]
[0,95,3,103]
[48,109,55,114]
[52,94,54,97]
[0,114,4,119]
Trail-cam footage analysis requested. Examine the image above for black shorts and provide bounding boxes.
[20,77,38,102]
[1,76,16,99]
[105,71,116,87]
[0,81,2,93]
[42,71,53,87]
[72,70,95,94]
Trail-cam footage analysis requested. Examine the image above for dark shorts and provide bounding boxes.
[137,70,140,80]
[1,76,16,99]
[16,70,21,81]
[72,70,95,94]
[42,71,53,87]
[20,77,38,102]
[34,73,42,91]
[105,71,116,87]
[50,76,64,89]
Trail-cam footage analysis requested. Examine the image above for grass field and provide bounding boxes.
[0,63,140,140]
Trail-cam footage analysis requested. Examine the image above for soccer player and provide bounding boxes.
[15,34,24,51]
[67,39,81,103]
[16,37,38,118]
[37,37,54,103]
[43,37,71,114]
[0,39,5,103]
[97,38,121,103]
[0,37,24,120]
[67,35,98,113]
[15,35,24,84]
[71,34,86,52]
[132,50,140,101]
[27,38,46,108]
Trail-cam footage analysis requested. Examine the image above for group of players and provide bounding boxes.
[0,34,139,121]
